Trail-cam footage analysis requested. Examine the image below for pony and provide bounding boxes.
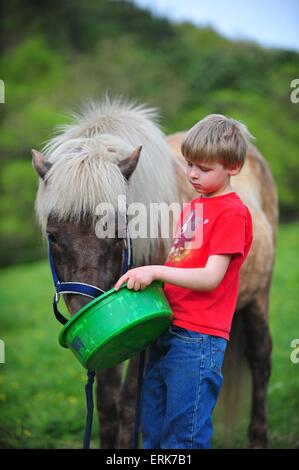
[32,96,278,448]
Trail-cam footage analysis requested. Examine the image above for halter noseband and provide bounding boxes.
[48,228,133,325]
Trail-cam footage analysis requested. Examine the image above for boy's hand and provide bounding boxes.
[114,266,159,292]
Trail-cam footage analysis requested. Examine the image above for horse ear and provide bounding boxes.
[32,149,52,180]
[118,146,142,180]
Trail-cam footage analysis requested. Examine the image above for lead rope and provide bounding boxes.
[83,370,96,449]
[82,229,135,449]
[131,350,146,449]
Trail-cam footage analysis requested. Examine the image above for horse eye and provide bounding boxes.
[48,233,58,244]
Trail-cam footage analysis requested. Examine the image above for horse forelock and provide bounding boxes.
[35,97,179,264]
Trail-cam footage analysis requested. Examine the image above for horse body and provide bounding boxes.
[33,98,278,448]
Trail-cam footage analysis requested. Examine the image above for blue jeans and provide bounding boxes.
[141,325,227,449]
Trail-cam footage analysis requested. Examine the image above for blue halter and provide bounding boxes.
[48,229,133,325]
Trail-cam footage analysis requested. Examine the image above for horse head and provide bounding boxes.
[32,143,142,316]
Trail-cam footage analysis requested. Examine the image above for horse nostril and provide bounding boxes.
[65,294,91,316]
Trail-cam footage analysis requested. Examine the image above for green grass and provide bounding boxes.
[0,261,100,448]
[267,222,299,449]
[214,221,299,449]
[0,222,299,448]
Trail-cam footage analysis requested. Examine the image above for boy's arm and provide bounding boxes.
[114,254,231,292]
[155,254,231,292]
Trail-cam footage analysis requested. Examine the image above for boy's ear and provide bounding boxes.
[228,163,242,176]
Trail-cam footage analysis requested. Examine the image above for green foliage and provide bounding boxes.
[1,160,37,235]
[0,36,69,159]
[1,36,64,104]
[65,34,188,120]
[0,160,45,265]
[1,0,299,265]
[2,0,177,53]
[169,89,299,215]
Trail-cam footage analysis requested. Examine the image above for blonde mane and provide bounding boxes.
[35,96,179,264]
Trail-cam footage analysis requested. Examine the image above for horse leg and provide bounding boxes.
[117,355,140,448]
[96,365,123,448]
[242,282,272,448]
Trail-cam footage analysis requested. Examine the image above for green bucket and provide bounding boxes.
[59,281,173,370]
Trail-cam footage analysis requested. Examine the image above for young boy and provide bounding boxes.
[114,114,253,449]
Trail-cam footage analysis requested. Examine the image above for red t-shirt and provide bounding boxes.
[163,192,253,340]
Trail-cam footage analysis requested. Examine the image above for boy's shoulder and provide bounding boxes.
[219,192,249,218]
[191,192,249,219]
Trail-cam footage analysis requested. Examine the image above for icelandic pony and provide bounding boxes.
[32,97,278,448]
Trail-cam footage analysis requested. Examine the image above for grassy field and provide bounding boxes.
[0,222,298,449]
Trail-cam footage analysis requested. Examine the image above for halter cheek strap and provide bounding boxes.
[48,229,133,325]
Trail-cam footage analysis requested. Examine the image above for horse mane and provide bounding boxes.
[35,95,179,264]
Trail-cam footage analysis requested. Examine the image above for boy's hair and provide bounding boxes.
[181,114,254,169]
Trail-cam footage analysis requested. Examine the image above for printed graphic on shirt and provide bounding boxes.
[167,202,209,264]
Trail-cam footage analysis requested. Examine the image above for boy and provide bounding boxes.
[114,114,253,449]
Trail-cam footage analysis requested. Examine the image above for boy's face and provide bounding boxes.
[185,159,240,197]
